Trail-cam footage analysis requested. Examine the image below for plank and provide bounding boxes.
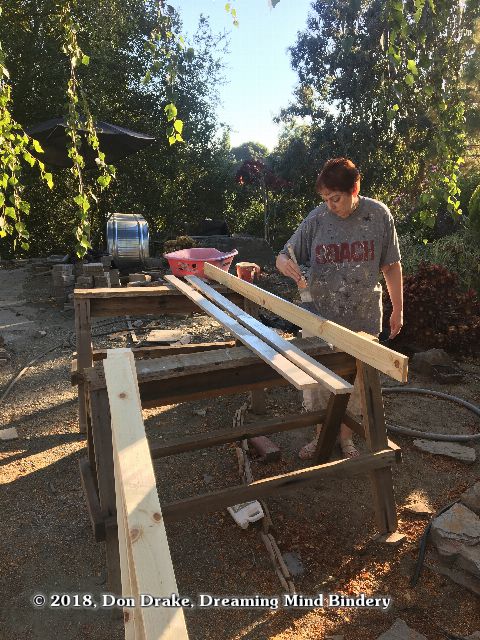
[93,340,236,361]
[164,275,320,391]
[203,263,408,382]
[357,361,398,534]
[84,343,357,409]
[186,275,353,395]
[74,284,244,319]
[162,449,397,522]
[150,410,327,459]
[75,283,233,298]
[241,295,267,413]
[71,341,237,384]
[103,349,189,640]
[113,446,139,640]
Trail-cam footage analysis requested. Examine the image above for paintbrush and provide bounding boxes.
[287,244,313,303]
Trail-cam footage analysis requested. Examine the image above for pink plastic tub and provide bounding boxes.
[164,247,238,278]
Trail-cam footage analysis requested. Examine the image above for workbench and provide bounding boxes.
[73,284,244,433]
[74,272,407,602]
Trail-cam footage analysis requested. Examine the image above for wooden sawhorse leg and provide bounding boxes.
[312,393,350,464]
[357,361,398,535]
[75,298,93,434]
[89,387,121,594]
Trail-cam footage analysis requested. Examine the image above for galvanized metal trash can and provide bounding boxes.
[106,212,149,269]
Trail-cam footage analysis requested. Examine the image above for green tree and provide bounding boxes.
[231,141,269,163]
[0,4,234,256]
[279,0,480,236]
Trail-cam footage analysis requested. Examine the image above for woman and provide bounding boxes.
[276,158,403,459]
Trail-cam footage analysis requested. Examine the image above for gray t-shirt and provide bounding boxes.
[281,196,401,334]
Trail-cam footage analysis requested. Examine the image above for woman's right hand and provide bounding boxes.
[276,253,303,284]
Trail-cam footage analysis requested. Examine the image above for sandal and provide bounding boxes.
[298,437,319,460]
[340,439,359,459]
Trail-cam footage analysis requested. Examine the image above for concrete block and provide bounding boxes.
[413,439,476,463]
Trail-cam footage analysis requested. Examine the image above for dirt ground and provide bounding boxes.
[1,261,479,640]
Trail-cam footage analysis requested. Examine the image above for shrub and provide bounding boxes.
[163,236,197,254]
[469,183,480,243]
[384,262,480,354]
[399,230,480,292]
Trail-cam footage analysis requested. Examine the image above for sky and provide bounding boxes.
[171,0,314,151]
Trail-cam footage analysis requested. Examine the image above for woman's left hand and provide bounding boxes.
[389,308,403,339]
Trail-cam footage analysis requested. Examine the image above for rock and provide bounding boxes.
[430,503,480,579]
[427,549,480,596]
[461,483,480,517]
[0,428,18,440]
[129,273,151,282]
[281,552,305,577]
[193,409,207,417]
[373,531,407,547]
[467,633,480,639]
[35,330,47,338]
[404,498,434,515]
[145,329,186,344]
[376,619,427,640]
[132,320,144,328]
[413,439,476,463]
[410,348,453,375]
[203,474,213,485]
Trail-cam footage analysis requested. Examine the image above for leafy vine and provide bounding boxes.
[0,8,53,251]
[142,2,187,145]
[58,1,116,256]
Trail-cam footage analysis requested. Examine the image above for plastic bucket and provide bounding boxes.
[236,262,260,283]
[164,247,238,278]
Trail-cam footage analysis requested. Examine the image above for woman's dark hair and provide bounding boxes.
[315,157,360,193]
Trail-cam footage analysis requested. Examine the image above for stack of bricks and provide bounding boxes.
[73,256,121,289]
[50,255,147,306]
[83,263,110,288]
[54,258,111,296]
[51,264,75,305]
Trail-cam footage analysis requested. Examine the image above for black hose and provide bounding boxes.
[410,499,459,588]
[382,386,480,442]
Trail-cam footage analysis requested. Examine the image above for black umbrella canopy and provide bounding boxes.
[25,117,156,168]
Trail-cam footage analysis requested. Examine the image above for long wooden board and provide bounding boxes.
[71,340,236,385]
[164,275,320,391]
[104,349,189,640]
[203,263,408,382]
[150,410,326,459]
[186,275,352,395]
[162,449,397,522]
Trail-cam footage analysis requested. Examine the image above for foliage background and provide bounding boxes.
[1,0,479,295]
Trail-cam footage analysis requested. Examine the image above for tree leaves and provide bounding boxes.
[164,103,177,121]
